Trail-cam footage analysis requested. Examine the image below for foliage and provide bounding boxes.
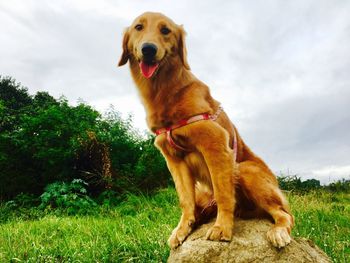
[39,179,97,214]
[0,86,101,198]
[95,189,124,207]
[278,175,321,192]
[134,137,171,190]
[0,76,171,200]
[288,190,350,262]
[278,175,350,194]
[0,188,349,262]
[11,193,39,208]
[327,179,350,192]
[98,107,143,172]
[0,76,32,132]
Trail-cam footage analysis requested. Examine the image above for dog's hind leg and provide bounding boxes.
[238,160,294,248]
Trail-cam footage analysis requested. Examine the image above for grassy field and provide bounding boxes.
[0,188,349,262]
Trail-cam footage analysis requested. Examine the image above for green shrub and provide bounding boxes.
[134,137,171,190]
[96,189,123,207]
[0,76,103,199]
[0,76,32,132]
[278,175,321,192]
[327,179,350,192]
[93,111,171,194]
[39,179,97,214]
[0,76,171,200]
[12,193,39,207]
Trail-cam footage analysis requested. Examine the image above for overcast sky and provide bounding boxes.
[1,0,349,184]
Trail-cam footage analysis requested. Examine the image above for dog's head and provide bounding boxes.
[118,12,190,79]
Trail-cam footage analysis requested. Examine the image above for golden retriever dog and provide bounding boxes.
[118,12,294,249]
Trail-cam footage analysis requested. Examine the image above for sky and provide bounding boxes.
[1,0,349,184]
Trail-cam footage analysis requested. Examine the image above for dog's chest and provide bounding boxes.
[185,152,212,188]
[147,108,185,132]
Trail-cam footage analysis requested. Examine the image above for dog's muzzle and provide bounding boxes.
[139,43,159,79]
[141,43,158,61]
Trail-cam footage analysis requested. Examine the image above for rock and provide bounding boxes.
[168,219,331,263]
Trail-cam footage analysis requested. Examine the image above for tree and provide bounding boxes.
[0,77,171,200]
[0,76,32,132]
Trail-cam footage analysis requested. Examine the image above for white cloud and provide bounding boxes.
[89,92,147,133]
[310,165,350,184]
[1,0,350,183]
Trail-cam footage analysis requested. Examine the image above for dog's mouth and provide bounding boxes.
[139,60,159,79]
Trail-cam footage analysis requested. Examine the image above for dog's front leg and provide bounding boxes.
[155,137,196,249]
[192,123,237,241]
[166,157,196,248]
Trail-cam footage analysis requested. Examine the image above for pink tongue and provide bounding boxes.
[139,61,159,78]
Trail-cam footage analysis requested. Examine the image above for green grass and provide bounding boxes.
[288,191,350,262]
[0,189,349,262]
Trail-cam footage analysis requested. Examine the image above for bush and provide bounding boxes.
[0,76,32,132]
[11,193,39,208]
[0,98,102,199]
[134,137,171,190]
[278,175,321,192]
[92,110,171,194]
[96,189,123,207]
[0,76,171,200]
[327,179,350,192]
[39,179,97,214]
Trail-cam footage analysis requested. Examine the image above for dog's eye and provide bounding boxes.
[135,24,143,31]
[160,27,171,35]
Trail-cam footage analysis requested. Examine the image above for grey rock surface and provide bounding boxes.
[168,219,331,263]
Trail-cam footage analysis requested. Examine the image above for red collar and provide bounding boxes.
[155,106,223,136]
[154,106,224,152]
[153,105,237,161]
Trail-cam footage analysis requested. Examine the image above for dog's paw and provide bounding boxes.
[267,226,292,248]
[205,224,233,241]
[168,221,194,249]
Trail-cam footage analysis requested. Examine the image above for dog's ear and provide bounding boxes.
[178,25,190,70]
[118,28,130,67]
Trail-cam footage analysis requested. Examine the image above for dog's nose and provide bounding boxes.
[141,43,157,58]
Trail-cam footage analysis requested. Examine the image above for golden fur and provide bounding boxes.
[118,12,294,249]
